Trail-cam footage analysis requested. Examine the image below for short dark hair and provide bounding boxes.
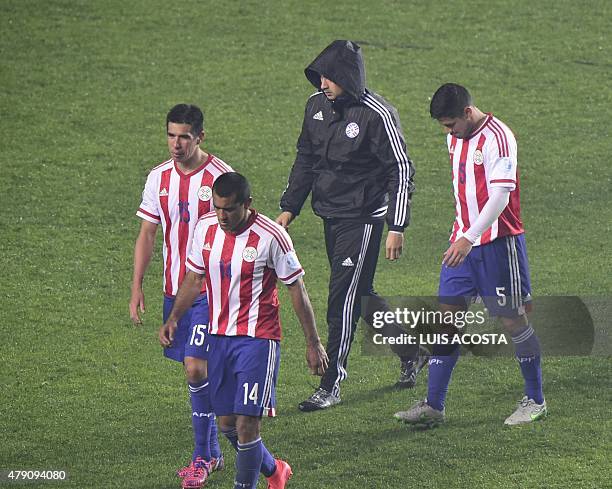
[213,172,251,204]
[430,83,473,119]
[166,104,204,135]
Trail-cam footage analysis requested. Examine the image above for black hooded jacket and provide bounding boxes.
[280,40,415,231]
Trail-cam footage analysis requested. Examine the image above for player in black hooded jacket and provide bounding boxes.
[277,40,426,412]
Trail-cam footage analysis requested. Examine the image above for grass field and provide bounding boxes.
[1,1,611,488]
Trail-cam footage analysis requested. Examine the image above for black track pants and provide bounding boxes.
[319,219,417,396]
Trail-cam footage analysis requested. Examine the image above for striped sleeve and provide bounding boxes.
[136,171,161,224]
[486,121,518,190]
[363,93,415,230]
[185,219,206,275]
[259,216,304,284]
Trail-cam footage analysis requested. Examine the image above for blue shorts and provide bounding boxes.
[162,294,210,362]
[207,335,280,418]
[438,234,532,317]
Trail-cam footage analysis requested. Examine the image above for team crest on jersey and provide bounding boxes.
[473,150,484,165]
[198,186,212,201]
[242,246,258,262]
[345,122,359,138]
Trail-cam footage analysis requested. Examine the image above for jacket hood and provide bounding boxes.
[305,40,366,100]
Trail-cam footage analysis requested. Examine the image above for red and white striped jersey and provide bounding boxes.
[447,114,523,246]
[185,210,304,340]
[136,154,233,296]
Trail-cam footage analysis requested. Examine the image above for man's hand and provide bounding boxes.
[158,270,205,347]
[159,320,178,347]
[306,340,328,376]
[442,237,473,267]
[275,211,295,230]
[129,287,145,325]
[385,232,404,260]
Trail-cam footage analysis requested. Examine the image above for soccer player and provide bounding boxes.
[129,104,232,486]
[160,172,328,489]
[394,83,546,426]
[277,40,425,412]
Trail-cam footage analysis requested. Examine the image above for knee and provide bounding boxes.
[218,416,236,434]
[184,357,207,383]
[235,416,261,443]
[500,315,528,335]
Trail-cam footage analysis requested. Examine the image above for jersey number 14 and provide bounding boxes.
[242,382,259,405]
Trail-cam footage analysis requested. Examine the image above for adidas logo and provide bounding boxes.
[313,111,324,121]
[203,243,212,251]
[159,188,168,197]
[341,257,354,267]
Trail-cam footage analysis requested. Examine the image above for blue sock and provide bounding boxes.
[209,415,222,459]
[189,379,213,462]
[221,428,276,477]
[234,438,263,489]
[221,426,239,451]
[260,443,276,477]
[511,325,544,404]
[426,341,460,412]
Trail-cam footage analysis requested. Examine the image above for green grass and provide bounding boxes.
[1,0,611,488]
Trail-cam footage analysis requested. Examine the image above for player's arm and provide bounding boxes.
[443,187,511,267]
[130,220,158,325]
[372,108,415,261]
[277,102,316,229]
[285,278,328,376]
[159,270,205,347]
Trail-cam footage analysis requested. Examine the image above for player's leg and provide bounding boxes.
[499,314,546,425]
[362,293,426,388]
[479,235,545,424]
[424,303,463,410]
[355,223,425,388]
[186,296,223,466]
[179,298,224,487]
[180,356,215,486]
[301,221,383,411]
[207,336,283,486]
[162,295,208,480]
[233,415,264,489]
[183,357,213,462]
[232,337,289,488]
[182,333,227,488]
[395,256,476,425]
